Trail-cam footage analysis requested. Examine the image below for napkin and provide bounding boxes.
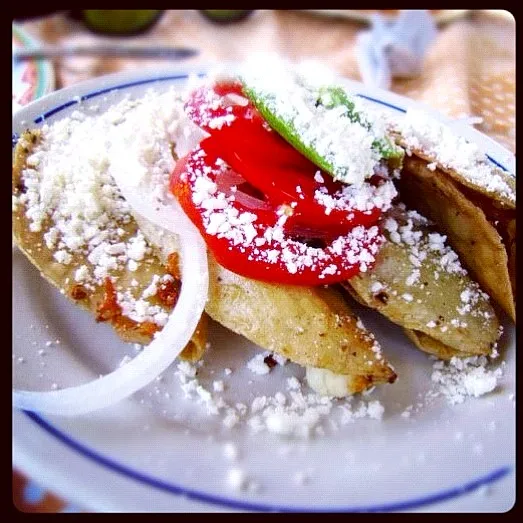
[355,10,437,90]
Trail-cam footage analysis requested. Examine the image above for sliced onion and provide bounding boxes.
[216,168,272,211]
[13,170,209,416]
[216,167,245,188]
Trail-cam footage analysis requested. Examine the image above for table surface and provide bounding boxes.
[12,9,515,513]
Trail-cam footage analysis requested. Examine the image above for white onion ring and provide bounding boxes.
[13,170,209,416]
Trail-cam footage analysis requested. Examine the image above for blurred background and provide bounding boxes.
[12,9,515,512]
[12,10,515,153]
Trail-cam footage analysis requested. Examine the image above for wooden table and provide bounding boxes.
[12,9,515,512]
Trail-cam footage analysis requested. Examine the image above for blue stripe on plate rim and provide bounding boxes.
[22,411,513,513]
[14,73,514,513]
[12,73,510,174]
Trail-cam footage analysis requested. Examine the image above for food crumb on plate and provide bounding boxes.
[223,442,239,461]
[430,355,504,405]
[475,484,491,497]
[226,467,258,492]
[401,405,413,418]
[213,380,225,392]
[246,354,271,375]
[293,469,313,486]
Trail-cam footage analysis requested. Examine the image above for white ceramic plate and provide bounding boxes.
[12,24,55,114]
[12,65,515,513]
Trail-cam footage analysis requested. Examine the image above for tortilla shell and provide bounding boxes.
[397,155,515,321]
[345,209,500,358]
[134,216,397,394]
[12,131,207,361]
[403,329,475,360]
[393,138,515,210]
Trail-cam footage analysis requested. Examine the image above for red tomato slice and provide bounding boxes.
[170,147,383,285]
[185,81,314,171]
[184,80,263,134]
[185,82,383,239]
[179,80,387,283]
[200,135,381,240]
[202,229,383,286]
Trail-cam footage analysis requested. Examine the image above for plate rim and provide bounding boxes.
[12,66,515,513]
[13,408,514,513]
[12,63,515,174]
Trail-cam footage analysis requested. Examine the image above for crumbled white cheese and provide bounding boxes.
[226,467,248,491]
[314,179,397,215]
[370,281,384,293]
[223,442,239,461]
[305,366,355,398]
[223,410,240,428]
[239,55,398,186]
[53,250,73,265]
[264,408,323,439]
[366,400,385,420]
[431,356,503,405]
[393,108,515,202]
[247,354,271,375]
[74,265,90,283]
[286,376,301,391]
[213,380,224,392]
[401,405,413,418]
[338,399,385,423]
[405,269,420,286]
[177,360,197,379]
[14,87,193,330]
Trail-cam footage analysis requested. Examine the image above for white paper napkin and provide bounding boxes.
[355,10,437,90]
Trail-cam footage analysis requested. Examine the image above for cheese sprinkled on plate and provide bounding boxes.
[431,356,504,405]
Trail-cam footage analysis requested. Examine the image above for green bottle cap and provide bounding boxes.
[82,10,162,35]
[200,10,253,23]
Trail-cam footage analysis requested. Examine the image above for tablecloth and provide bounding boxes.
[12,9,515,513]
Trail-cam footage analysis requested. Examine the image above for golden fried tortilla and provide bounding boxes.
[207,259,396,392]
[134,216,397,394]
[403,329,472,360]
[344,206,501,359]
[397,155,515,321]
[12,131,207,361]
[396,145,516,210]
